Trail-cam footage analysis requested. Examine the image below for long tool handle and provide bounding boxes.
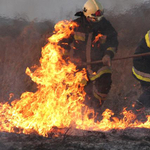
[83,52,150,65]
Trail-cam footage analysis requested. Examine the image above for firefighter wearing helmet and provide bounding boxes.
[83,0,104,22]
[132,30,150,121]
[60,0,118,109]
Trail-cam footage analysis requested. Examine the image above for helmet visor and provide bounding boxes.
[91,10,102,17]
[87,10,103,22]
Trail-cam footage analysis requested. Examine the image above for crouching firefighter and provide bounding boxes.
[132,30,150,118]
[60,0,118,108]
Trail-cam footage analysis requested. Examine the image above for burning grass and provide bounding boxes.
[0,20,150,138]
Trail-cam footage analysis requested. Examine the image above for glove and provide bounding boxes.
[102,55,112,67]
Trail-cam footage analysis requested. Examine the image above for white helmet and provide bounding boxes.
[83,0,104,22]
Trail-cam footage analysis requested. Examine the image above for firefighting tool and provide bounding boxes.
[83,0,104,22]
[82,52,150,66]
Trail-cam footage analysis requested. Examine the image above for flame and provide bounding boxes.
[93,33,107,44]
[0,20,150,137]
[93,33,103,43]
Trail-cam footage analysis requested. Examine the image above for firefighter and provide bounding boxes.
[132,30,150,117]
[61,0,118,108]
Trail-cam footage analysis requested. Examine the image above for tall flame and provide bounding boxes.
[0,20,150,137]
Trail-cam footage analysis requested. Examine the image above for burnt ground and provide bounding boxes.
[0,1,150,150]
[0,128,150,150]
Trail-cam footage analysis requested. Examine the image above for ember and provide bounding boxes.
[0,20,150,138]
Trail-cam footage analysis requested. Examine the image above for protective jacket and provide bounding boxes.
[62,12,118,81]
[132,30,150,83]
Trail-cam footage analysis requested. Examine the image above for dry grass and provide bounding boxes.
[0,2,150,113]
[0,17,54,102]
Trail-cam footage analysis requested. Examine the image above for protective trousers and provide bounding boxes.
[138,82,150,108]
[84,73,112,106]
[133,82,150,122]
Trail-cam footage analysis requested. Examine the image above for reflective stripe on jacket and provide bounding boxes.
[132,67,150,82]
[69,16,118,80]
[145,30,150,48]
[132,30,150,83]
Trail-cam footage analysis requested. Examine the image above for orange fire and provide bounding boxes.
[93,33,107,43]
[93,33,103,43]
[0,20,150,137]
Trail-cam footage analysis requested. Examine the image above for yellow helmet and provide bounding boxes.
[83,0,104,22]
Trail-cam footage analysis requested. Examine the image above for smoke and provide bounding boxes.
[0,0,149,23]
[101,0,149,13]
[0,17,54,102]
[0,0,150,111]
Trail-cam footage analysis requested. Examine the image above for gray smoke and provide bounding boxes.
[0,0,149,23]
[0,0,150,112]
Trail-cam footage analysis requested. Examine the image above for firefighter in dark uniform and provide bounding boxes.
[132,30,150,116]
[61,0,118,107]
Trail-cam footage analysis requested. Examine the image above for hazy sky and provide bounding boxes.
[0,0,148,22]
